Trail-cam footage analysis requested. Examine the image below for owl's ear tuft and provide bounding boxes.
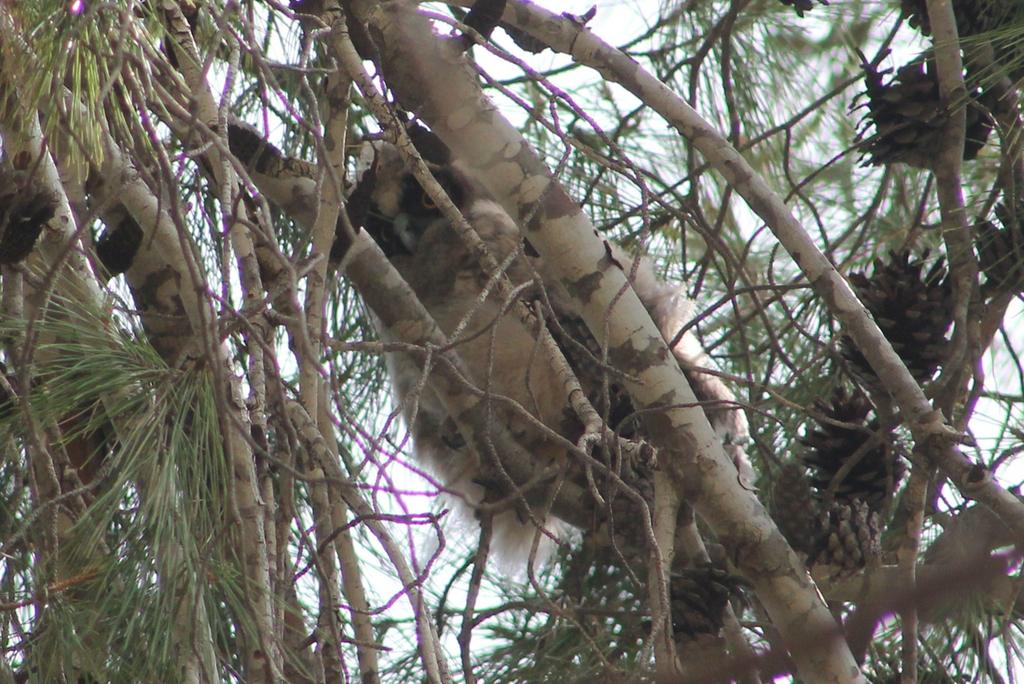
[429,167,466,210]
[346,153,378,229]
[333,151,380,263]
[406,122,452,166]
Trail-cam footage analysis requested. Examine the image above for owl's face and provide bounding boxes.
[350,142,465,257]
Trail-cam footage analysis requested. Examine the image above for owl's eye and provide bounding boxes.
[420,192,437,210]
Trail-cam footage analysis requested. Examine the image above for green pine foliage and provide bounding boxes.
[0,296,251,681]
[1,0,1023,681]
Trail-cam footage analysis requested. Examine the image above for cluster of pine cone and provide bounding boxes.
[772,249,957,575]
[773,389,905,576]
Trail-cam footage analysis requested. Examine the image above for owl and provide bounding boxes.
[349,136,751,562]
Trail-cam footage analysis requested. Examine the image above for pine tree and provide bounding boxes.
[1,1,1022,682]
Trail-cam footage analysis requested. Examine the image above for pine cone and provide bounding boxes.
[0,171,57,265]
[975,205,1024,295]
[800,388,904,510]
[841,251,952,392]
[771,462,818,555]
[777,0,827,17]
[900,0,1017,38]
[669,565,745,637]
[814,499,881,575]
[901,0,1024,75]
[899,0,929,34]
[854,57,992,168]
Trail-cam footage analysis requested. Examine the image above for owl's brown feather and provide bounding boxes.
[355,141,751,562]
